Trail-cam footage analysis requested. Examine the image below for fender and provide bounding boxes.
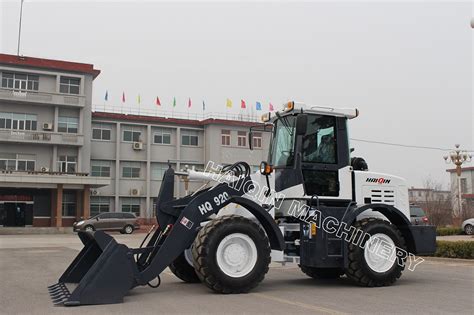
[341,203,411,227]
[340,203,435,265]
[227,196,285,251]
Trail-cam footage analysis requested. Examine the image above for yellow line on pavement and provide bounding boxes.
[252,292,347,315]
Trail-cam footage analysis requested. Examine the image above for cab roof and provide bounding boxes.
[262,101,359,123]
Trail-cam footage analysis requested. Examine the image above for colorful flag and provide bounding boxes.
[188,97,192,108]
[137,94,141,104]
[202,100,206,111]
[256,101,262,111]
[241,99,246,109]
[173,97,176,107]
[156,97,161,106]
[122,92,125,103]
[104,90,108,101]
[226,98,232,108]
[269,102,274,111]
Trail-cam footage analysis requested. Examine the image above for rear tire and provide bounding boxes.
[464,224,473,235]
[192,215,271,293]
[300,266,344,279]
[345,218,406,287]
[169,250,201,283]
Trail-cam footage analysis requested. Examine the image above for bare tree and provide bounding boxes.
[420,178,453,227]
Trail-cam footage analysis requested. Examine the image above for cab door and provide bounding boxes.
[299,115,352,202]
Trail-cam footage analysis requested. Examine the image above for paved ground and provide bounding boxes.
[437,235,474,241]
[1,234,473,315]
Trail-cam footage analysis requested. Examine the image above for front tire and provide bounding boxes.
[192,215,271,293]
[345,218,406,287]
[123,225,134,234]
[300,266,344,279]
[464,224,473,235]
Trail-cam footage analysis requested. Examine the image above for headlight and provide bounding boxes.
[76,221,84,226]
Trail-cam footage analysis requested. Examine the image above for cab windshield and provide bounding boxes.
[270,115,296,167]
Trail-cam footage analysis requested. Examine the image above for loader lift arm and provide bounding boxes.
[49,162,283,306]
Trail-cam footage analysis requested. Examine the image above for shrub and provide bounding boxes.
[433,241,474,259]
[436,227,463,236]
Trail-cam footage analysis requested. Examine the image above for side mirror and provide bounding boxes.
[96,217,99,221]
[295,114,307,135]
[248,131,254,150]
[350,148,355,153]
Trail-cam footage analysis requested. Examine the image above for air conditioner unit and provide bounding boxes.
[40,167,50,172]
[130,188,140,196]
[90,189,100,196]
[42,123,53,131]
[132,142,143,150]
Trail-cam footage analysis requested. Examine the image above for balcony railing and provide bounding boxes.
[0,169,110,187]
[0,129,84,146]
[93,105,262,122]
[0,88,86,107]
[0,169,89,176]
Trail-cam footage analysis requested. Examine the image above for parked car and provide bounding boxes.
[461,218,474,235]
[409,205,429,225]
[73,212,140,234]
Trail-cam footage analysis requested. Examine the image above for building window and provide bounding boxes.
[151,163,171,180]
[253,132,262,149]
[0,112,37,131]
[182,129,199,146]
[62,192,76,217]
[0,153,35,171]
[1,72,39,91]
[58,155,77,173]
[121,198,141,215]
[58,116,79,134]
[238,131,246,147]
[59,76,80,94]
[91,160,111,177]
[122,162,140,178]
[123,128,141,142]
[153,128,171,144]
[90,196,110,216]
[460,178,468,194]
[221,130,231,146]
[92,124,111,140]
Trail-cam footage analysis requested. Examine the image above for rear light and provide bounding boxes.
[422,216,429,223]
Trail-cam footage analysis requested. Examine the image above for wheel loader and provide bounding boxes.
[48,101,436,306]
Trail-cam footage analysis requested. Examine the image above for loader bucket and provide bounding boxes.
[48,231,136,306]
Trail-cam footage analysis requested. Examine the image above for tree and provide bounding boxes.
[420,178,453,227]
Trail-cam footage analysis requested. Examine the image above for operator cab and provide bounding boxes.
[251,102,359,208]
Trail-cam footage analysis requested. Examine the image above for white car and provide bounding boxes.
[461,218,474,235]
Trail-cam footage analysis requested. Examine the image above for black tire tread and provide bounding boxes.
[345,218,406,287]
[169,252,201,283]
[300,266,344,279]
[192,215,271,294]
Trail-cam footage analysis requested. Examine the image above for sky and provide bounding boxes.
[1,0,473,188]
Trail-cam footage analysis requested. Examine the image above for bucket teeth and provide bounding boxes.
[47,283,71,306]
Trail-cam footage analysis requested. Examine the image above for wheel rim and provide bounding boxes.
[85,226,93,232]
[363,233,396,273]
[466,225,473,235]
[216,233,258,278]
[125,226,133,234]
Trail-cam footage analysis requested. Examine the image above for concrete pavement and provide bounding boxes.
[0,234,473,314]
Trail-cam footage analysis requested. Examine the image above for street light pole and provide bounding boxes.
[444,144,472,218]
[17,0,25,56]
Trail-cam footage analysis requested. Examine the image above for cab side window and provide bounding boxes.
[302,115,337,164]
